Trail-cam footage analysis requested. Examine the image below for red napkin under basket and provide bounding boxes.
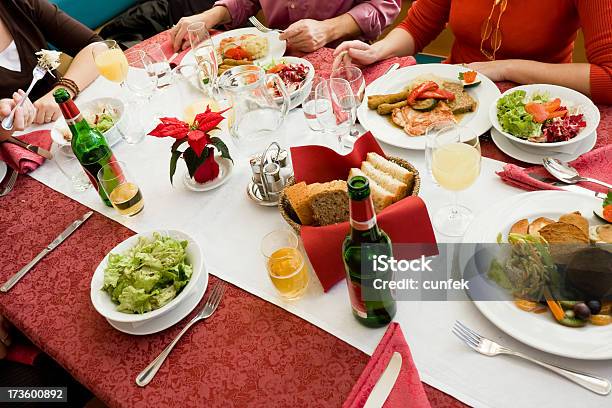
[290,133,436,291]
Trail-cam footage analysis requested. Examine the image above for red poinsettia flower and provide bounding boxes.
[148,117,190,139]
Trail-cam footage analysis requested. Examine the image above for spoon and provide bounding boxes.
[542,157,612,190]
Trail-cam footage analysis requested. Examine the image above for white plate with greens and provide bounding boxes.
[460,191,612,360]
[90,230,206,323]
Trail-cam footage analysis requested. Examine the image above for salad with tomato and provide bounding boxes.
[496,90,587,143]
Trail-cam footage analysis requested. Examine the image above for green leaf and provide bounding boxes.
[604,191,612,207]
[458,72,465,80]
[210,136,233,163]
[169,149,183,185]
[183,146,210,178]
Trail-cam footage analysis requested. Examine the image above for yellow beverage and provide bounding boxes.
[95,48,129,83]
[267,247,309,299]
[109,182,144,216]
[432,142,481,191]
[184,98,220,124]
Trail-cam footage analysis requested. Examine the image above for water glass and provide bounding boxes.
[97,161,144,217]
[302,76,325,131]
[54,145,90,192]
[315,78,353,152]
[142,43,172,90]
[261,229,309,300]
[331,66,365,137]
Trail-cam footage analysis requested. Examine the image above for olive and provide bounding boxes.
[573,303,591,320]
[587,300,601,315]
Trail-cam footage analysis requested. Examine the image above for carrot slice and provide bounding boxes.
[590,315,612,326]
[514,298,540,312]
[543,288,565,321]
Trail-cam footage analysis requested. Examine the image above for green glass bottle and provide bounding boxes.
[342,176,396,327]
[53,88,116,207]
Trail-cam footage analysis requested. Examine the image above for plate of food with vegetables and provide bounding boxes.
[460,191,612,360]
[260,57,314,110]
[490,84,600,148]
[357,64,500,150]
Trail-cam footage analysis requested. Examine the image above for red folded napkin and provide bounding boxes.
[497,145,612,194]
[0,130,52,174]
[302,47,417,85]
[343,323,431,408]
[6,342,41,366]
[291,133,436,291]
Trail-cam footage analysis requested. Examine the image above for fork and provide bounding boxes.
[2,65,48,130]
[136,282,227,387]
[249,16,284,34]
[452,321,611,395]
[0,168,18,197]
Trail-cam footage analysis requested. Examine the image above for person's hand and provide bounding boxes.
[0,90,37,140]
[0,315,12,359]
[33,90,61,124]
[279,19,331,53]
[333,40,382,67]
[170,7,228,52]
[466,60,510,82]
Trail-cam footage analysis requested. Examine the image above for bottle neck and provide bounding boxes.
[58,99,90,132]
[349,196,380,241]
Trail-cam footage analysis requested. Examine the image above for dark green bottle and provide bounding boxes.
[342,176,396,327]
[54,88,116,207]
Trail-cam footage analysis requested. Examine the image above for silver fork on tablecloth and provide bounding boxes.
[452,321,611,395]
[1,65,48,130]
[136,282,227,387]
[249,16,284,34]
[0,168,18,197]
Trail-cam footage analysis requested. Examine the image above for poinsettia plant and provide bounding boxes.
[148,107,232,184]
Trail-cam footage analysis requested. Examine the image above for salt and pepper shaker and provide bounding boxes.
[247,142,293,206]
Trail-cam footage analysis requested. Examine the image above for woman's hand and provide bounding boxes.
[466,60,511,82]
[0,315,12,359]
[33,90,61,124]
[0,91,37,141]
[280,19,331,53]
[171,7,230,52]
[333,40,383,67]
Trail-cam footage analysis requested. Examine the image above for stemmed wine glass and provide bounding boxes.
[430,125,481,236]
[141,43,173,91]
[188,22,219,97]
[314,78,355,153]
[331,65,365,138]
[92,40,129,89]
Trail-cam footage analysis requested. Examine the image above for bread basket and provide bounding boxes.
[279,156,421,233]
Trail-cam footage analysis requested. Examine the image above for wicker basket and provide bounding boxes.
[279,156,421,233]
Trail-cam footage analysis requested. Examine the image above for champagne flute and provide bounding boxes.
[92,40,128,86]
[430,125,481,236]
[331,66,365,137]
[188,22,219,97]
[142,43,173,90]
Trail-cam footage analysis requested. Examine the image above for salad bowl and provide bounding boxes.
[489,84,599,148]
[90,230,206,324]
[260,56,315,110]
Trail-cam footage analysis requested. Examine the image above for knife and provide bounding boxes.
[4,136,53,160]
[1,211,93,292]
[364,352,403,408]
[384,63,400,76]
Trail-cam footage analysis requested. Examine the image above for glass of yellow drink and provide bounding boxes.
[92,40,129,84]
[431,125,481,236]
[261,230,310,300]
[97,161,144,217]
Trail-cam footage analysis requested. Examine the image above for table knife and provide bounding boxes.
[364,352,403,408]
[384,63,400,76]
[1,211,93,292]
[4,136,53,160]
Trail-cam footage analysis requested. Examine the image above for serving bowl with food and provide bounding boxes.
[90,230,206,324]
[460,191,612,360]
[490,84,600,148]
[358,64,500,150]
[51,97,124,147]
[261,57,314,110]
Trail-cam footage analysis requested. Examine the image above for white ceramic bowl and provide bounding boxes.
[51,97,125,147]
[489,84,600,148]
[262,56,315,110]
[90,230,205,324]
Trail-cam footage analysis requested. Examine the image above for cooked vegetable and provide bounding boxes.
[377,100,408,115]
[410,98,438,112]
[543,288,565,322]
[407,81,438,105]
[367,91,408,109]
[419,89,456,101]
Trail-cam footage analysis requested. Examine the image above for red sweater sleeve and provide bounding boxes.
[397,0,451,54]
[577,0,612,105]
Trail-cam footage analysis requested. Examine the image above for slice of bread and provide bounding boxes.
[309,180,349,226]
[284,181,314,225]
[361,161,407,202]
[366,152,414,191]
[348,168,394,213]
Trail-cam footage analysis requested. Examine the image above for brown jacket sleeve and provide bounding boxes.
[26,0,101,57]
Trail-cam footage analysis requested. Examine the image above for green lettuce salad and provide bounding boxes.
[102,233,192,314]
[496,90,547,138]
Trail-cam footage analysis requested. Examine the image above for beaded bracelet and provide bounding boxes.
[55,77,80,98]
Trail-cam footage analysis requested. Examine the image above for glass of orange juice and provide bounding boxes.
[261,229,310,300]
[92,40,129,85]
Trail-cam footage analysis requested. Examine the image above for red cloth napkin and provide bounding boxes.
[302,47,417,85]
[497,145,612,194]
[343,323,431,408]
[0,130,51,174]
[291,133,437,291]
[6,343,41,366]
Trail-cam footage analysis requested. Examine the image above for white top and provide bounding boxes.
[0,41,21,72]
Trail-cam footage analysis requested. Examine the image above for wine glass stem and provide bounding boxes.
[449,191,459,220]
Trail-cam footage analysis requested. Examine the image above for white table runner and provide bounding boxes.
[21,73,611,408]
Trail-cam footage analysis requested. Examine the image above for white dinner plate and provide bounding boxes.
[0,161,6,183]
[357,64,501,150]
[106,264,208,335]
[460,191,612,360]
[491,127,597,164]
[182,27,286,66]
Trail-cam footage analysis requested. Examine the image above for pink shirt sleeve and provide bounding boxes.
[347,0,401,40]
[213,0,260,29]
